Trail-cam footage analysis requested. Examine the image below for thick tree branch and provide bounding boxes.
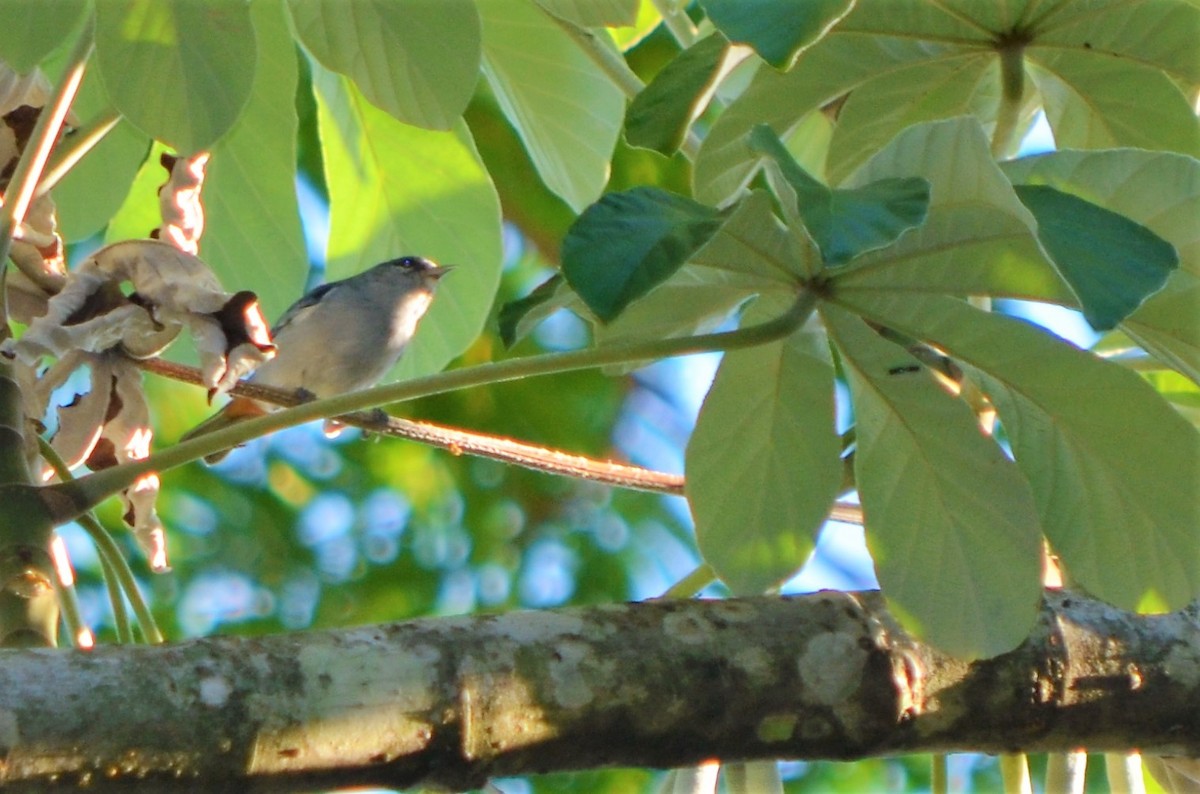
[0,590,1195,792]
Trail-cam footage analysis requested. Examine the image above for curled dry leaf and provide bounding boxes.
[4,239,275,394]
[154,152,209,256]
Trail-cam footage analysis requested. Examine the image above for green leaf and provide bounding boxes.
[698,0,854,69]
[534,0,638,27]
[688,302,841,594]
[1002,149,1200,383]
[826,55,997,184]
[478,0,624,213]
[105,140,173,245]
[286,0,480,131]
[201,0,307,320]
[591,190,810,346]
[498,274,571,348]
[625,32,728,156]
[837,292,1200,612]
[694,0,1200,207]
[313,63,502,380]
[95,0,256,152]
[749,125,929,265]
[52,72,149,242]
[1014,184,1178,332]
[562,187,725,322]
[832,118,1072,303]
[0,0,87,71]
[823,304,1042,659]
[1028,51,1200,158]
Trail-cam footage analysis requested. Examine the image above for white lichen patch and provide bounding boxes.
[797,633,866,706]
[662,611,711,645]
[732,646,773,680]
[198,675,233,708]
[548,641,595,710]
[495,611,588,644]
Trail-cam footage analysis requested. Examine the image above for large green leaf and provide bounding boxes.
[1013,184,1177,332]
[625,32,729,156]
[1002,149,1200,383]
[591,190,809,346]
[52,68,149,242]
[694,0,1200,206]
[286,0,480,131]
[698,0,854,69]
[826,55,997,183]
[313,63,502,380]
[478,0,624,213]
[837,292,1200,612]
[688,300,841,595]
[831,118,1072,302]
[0,0,87,71]
[94,0,256,152]
[535,0,638,27]
[201,0,307,320]
[105,140,173,245]
[823,304,1043,658]
[562,188,725,322]
[749,125,929,265]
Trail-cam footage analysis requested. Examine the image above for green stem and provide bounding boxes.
[659,563,716,599]
[49,536,89,648]
[97,549,134,644]
[992,42,1026,158]
[931,754,948,794]
[648,0,697,47]
[1000,753,1031,794]
[0,11,93,289]
[53,292,820,523]
[38,438,162,644]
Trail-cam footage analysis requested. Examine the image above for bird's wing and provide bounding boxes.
[272,282,337,334]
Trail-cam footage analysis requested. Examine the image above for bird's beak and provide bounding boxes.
[429,265,454,279]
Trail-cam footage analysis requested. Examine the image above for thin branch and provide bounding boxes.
[55,293,820,518]
[35,109,122,200]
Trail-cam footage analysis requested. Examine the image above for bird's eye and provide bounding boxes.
[397,256,417,268]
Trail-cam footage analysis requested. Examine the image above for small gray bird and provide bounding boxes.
[183,255,451,462]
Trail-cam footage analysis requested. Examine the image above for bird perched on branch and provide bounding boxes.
[182,255,451,462]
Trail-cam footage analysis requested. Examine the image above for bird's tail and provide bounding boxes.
[179,396,267,464]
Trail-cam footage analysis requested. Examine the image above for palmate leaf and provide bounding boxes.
[1002,149,1200,383]
[1014,184,1177,332]
[831,118,1072,302]
[688,300,841,595]
[562,188,726,322]
[823,304,1042,659]
[836,291,1200,612]
[694,0,1200,207]
[749,125,929,265]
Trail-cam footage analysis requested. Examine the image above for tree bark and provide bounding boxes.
[0,590,1196,792]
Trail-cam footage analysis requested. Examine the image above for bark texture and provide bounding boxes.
[0,590,1196,792]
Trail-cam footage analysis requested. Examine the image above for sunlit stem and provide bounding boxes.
[35,109,122,200]
[38,439,163,644]
[49,534,92,648]
[56,292,821,522]
[0,12,93,290]
[648,0,697,47]
[659,563,716,599]
[1045,751,1087,794]
[1104,753,1145,794]
[1000,753,1032,794]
